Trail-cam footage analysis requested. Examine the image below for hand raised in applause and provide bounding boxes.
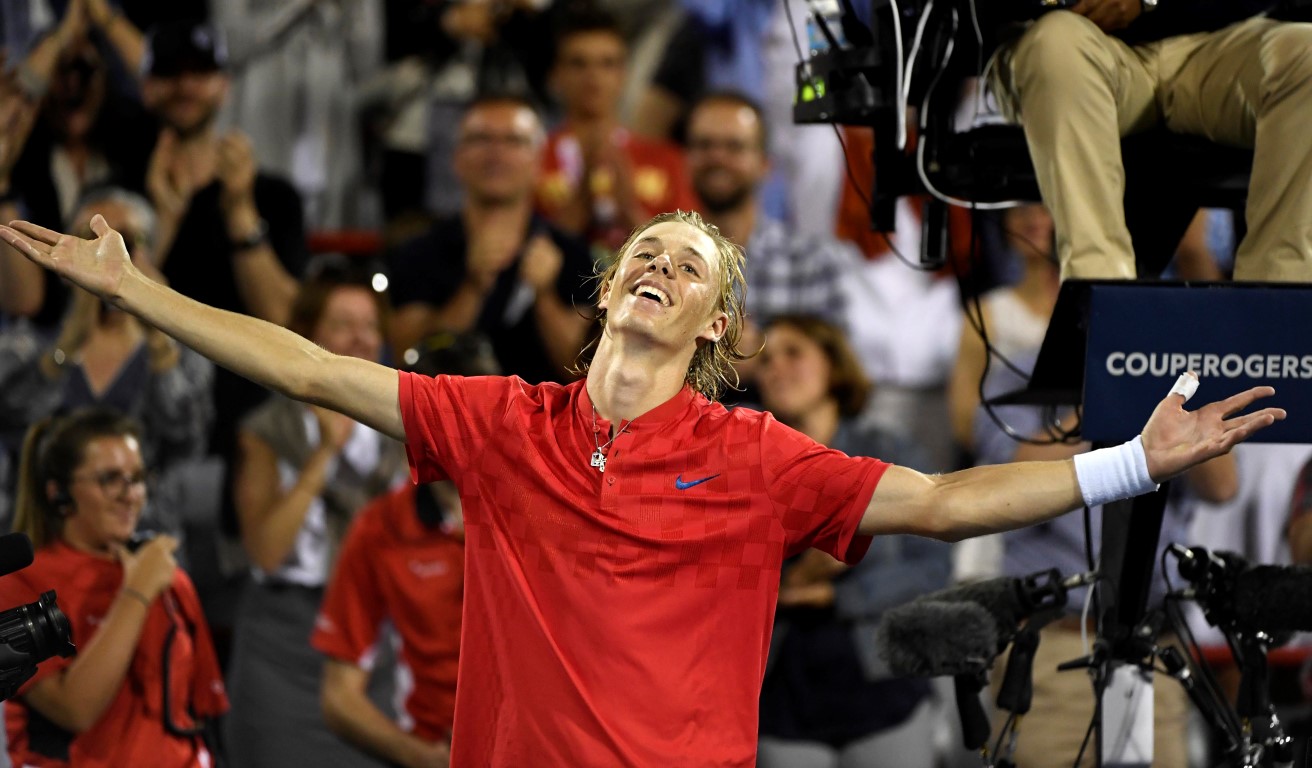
[216,131,258,215]
[466,223,522,291]
[146,130,197,225]
[518,233,563,296]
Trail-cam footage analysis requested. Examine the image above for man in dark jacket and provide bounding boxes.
[990,1,1312,282]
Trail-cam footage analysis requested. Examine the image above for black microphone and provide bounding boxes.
[875,599,999,750]
[1232,565,1312,633]
[889,569,1089,650]
[954,671,992,752]
[1172,543,1312,634]
[0,533,34,578]
[878,600,1000,676]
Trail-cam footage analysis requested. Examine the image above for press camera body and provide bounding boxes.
[0,533,75,701]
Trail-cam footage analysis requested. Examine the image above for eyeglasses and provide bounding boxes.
[71,469,149,497]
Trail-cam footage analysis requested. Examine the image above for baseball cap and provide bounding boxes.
[142,21,228,77]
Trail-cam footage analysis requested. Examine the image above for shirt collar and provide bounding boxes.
[575,379,701,432]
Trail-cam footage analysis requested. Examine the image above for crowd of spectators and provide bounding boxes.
[0,1,1307,767]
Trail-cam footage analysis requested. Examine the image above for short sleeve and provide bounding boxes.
[759,414,889,562]
[313,508,386,665]
[398,372,518,483]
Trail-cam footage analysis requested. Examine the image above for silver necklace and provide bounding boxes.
[590,406,633,473]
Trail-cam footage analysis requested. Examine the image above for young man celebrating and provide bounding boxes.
[0,210,1284,767]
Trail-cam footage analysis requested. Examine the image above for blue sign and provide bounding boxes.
[1082,283,1310,444]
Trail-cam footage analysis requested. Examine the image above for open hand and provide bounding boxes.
[1140,372,1285,482]
[518,234,563,295]
[0,215,136,301]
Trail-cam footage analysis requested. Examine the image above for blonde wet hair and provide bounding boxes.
[584,210,752,400]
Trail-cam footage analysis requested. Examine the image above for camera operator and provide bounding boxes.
[990,1,1312,281]
[0,408,226,767]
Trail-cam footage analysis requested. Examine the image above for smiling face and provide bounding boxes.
[312,286,384,362]
[687,99,769,214]
[142,69,229,138]
[598,219,728,353]
[758,322,834,420]
[59,435,147,552]
[454,101,544,206]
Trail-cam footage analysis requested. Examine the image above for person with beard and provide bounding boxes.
[684,92,857,372]
[0,202,1287,766]
[387,94,594,383]
[94,20,309,469]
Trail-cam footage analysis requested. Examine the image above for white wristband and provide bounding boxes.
[1072,435,1159,508]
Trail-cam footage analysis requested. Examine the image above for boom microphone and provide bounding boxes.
[1172,544,1312,634]
[889,569,1092,649]
[876,600,1000,751]
[877,600,1000,676]
[1232,565,1312,634]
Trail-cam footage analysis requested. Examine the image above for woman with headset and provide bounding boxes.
[0,408,227,767]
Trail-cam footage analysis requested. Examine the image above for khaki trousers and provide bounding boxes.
[990,623,1189,768]
[992,13,1312,282]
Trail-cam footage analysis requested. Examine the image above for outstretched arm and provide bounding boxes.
[0,217,405,441]
[862,378,1283,540]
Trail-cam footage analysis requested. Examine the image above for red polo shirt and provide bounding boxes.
[399,373,887,767]
[312,485,464,741]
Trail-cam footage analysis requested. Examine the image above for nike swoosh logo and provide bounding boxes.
[675,474,720,490]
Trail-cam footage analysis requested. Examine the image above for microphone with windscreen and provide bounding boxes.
[877,599,1000,751]
[1171,544,1312,635]
[877,569,1090,752]
[878,568,1089,672]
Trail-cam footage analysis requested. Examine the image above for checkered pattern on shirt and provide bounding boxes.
[399,372,888,768]
[744,217,857,330]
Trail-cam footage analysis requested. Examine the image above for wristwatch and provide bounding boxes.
[1141,0,1159,12]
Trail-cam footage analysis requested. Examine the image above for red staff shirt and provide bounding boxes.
[399,373,888,767]
[0,542,226,768]
[312,485,464,740]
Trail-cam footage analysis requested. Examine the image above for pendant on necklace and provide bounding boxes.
[590,450,607,473]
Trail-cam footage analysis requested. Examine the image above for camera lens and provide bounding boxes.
[0,591,75,668]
